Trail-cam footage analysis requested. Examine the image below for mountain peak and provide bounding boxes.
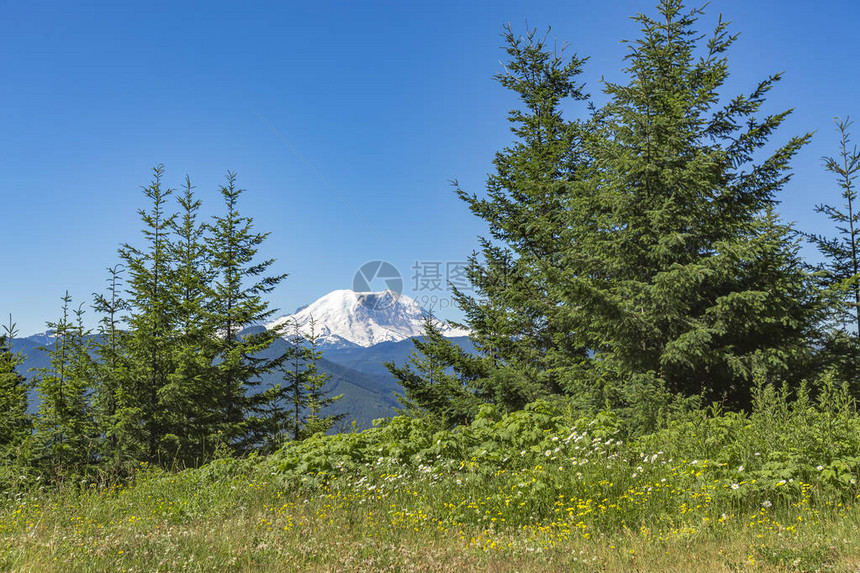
[266,289,468,348]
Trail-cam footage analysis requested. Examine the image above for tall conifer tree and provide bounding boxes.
[116,165,178,463]
[453,25,590,410]
[92,264,128,467]
[207,172,287,451]
[553,1,819,409]
[806,117,860,390]
[393,1,822,423]
[162,176,220,464]
[390,26,590,419]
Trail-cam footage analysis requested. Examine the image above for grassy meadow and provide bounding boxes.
[3,380,860,571]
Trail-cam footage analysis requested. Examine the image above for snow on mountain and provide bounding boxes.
[22,331,57,346]
[266,289,469,349]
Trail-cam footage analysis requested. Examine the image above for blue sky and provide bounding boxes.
[2,0,859,336]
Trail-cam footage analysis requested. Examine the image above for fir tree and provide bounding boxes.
[300,317,344,437]
[387,314,485,427]
[0,316,31,459]
[33,294,97,477]
[161,176,220,465]
[206,171,287,451]
[390,25,590,418]
[278,319,307,443]
[271,318,344,444]
[452,24,590,409]
[116,165,178,463]
[806,117,860,389]
[551,0,820,409]
[92,264,128,468]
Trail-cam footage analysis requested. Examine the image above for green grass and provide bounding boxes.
[4,381,860,571]
[2,462,860,572]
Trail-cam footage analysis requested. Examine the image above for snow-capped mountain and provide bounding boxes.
[266,289,469,349]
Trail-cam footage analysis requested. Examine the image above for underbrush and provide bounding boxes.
[3,378,860,571]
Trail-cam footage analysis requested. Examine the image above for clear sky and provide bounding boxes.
[2,0,859,336]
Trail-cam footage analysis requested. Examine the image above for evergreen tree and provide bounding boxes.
[279,319,307,443]
[206,171,287,451]
[387,314,485,427]
[33,294,97,477]
[452,24,590,409]
[161,176,221,465]
[389,25,590,418]
[116,165,178,463]
[272,318,344,444]
[300,317,344,437]
[92,264,128,468]
[550,0,819,409]
[0,316,31,459]
[393,1,822,422]
[805,117,860,389]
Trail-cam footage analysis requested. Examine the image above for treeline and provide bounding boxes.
[0,168,342,483]
[390,2,860,431]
